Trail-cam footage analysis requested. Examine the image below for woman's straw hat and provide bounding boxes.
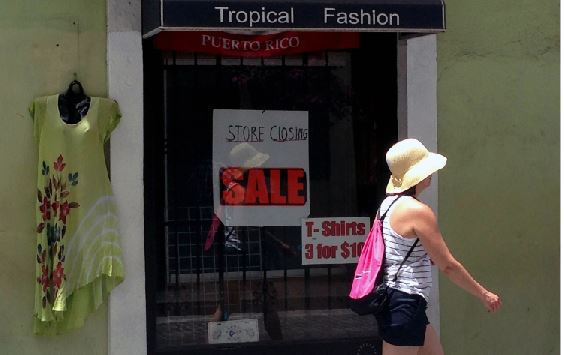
[229,142,270,168]
[385,139,447,193]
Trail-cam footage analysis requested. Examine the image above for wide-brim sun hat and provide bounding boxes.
[385,138,447,193]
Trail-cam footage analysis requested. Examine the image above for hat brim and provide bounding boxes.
[243,152,270,168]
[386,153,446,193]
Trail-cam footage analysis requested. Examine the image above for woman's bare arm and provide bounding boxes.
[408,202,502,313]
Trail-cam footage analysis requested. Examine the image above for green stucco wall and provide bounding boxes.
[437,0,559,354]
[0,1,109,353]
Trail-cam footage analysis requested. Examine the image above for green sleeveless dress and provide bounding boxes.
[29,95,125,335]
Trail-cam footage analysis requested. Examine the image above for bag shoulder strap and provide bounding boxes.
[377,196,420,282]
[376,196,401,221]
[392,238,419,282]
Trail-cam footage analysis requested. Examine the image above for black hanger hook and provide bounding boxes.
[67,79,85,96]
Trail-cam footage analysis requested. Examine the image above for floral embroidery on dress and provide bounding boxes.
[36,154,79,309]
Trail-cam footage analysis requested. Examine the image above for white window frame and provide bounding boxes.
[107,1,147,354]
[397,34,441,332]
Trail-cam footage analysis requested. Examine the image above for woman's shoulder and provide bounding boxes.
[394,196,435,219]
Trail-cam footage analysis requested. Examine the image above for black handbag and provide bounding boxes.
[349,282,389,316]
[349,197,419,316]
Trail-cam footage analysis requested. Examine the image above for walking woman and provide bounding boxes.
[376,139,501,355]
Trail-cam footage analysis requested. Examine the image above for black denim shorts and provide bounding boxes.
[375,287,429,346]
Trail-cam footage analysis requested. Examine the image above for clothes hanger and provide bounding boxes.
[59,76,90,123]
[66,79,85,97]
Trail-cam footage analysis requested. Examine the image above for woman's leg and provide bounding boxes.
[417,325,444,355]
[382,341,420,355]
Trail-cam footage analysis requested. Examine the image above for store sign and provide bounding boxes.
[154,31,359,57]
[143,0,446,37]
[213,109,310,226]
[301,217,371,265]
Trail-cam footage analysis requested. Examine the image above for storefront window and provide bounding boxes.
[144,33,398,354]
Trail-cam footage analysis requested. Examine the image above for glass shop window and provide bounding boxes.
[144,33,398,354]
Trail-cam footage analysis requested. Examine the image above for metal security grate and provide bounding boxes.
[161,51,350,67]
[146,34,400,351]
[161,50,351,287]
[165,206,263,283]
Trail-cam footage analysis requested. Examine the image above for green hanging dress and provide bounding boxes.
[29,94,125,335]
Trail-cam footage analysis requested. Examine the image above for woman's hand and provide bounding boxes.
[480,290,502,313]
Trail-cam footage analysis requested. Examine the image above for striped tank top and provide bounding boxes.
[380,195,432,300]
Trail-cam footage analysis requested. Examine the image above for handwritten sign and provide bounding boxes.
[213,109,310,226]
[301,217,371,265]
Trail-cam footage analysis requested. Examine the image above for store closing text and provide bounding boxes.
[226,124,308,143]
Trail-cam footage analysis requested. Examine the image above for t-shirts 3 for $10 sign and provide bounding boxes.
[301,217,370,265]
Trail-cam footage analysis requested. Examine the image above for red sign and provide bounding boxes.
[153,31,359,58]
[220,167,307,206]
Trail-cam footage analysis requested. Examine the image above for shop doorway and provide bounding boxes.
[144,33,398,355]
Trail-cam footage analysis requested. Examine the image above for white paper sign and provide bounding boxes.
[213,109,310,226]
[301,217,371,265]
[208,319,260,344]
